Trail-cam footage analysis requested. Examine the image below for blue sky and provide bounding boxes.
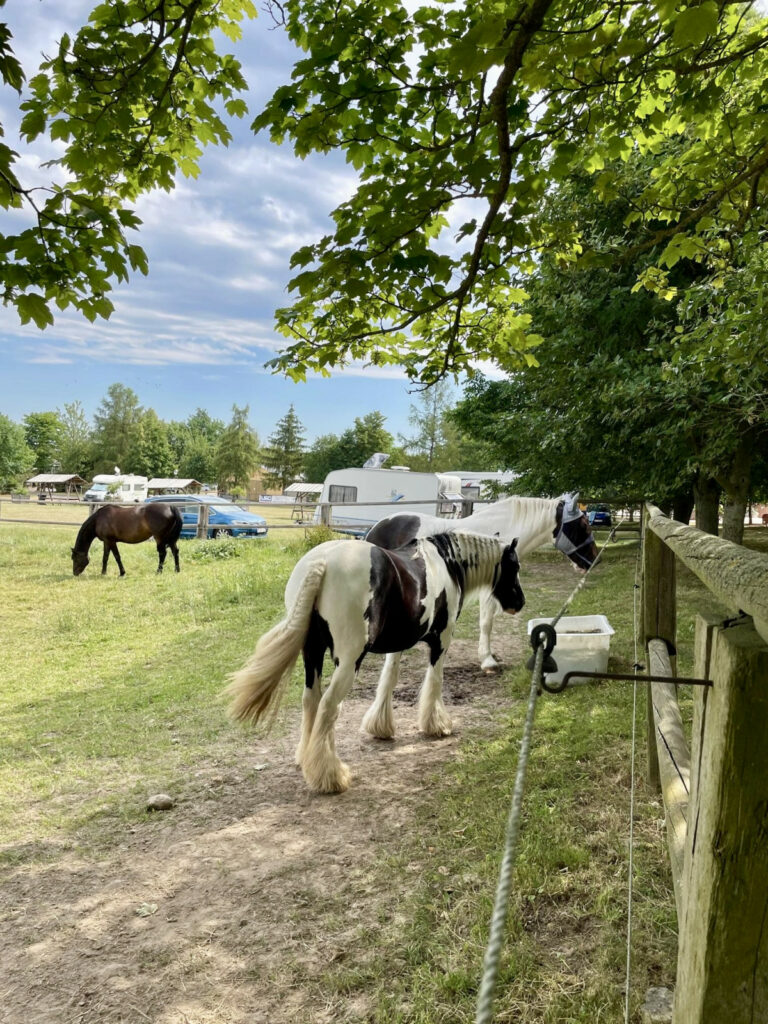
[0,1,437,443]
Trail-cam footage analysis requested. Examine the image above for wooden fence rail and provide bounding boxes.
[642,502,768,1023]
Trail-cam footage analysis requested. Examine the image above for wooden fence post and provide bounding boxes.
[320,502,331,527]
[642,505,677,790]
[647,638,690,918]
[196,503,209,539]
[674,617,768,1022]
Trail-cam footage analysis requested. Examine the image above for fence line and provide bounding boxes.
[641,502,768,1022]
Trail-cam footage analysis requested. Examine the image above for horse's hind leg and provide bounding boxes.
[156,543,167,574]
[101,542,110,575]
[296,626,326,766]
[361,652,401,739]
[302,659,358,794]
[171,541,180,572]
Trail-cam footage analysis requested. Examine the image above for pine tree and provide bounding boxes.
[260,405,306,491]
[92,383,142,473]
[215,405,260,495]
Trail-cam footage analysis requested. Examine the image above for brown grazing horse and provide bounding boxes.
[71,503,183,576]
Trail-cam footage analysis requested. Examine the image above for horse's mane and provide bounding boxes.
[451,495,560,555]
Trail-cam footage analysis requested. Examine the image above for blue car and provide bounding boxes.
[587,504,612,527]
[146,494,268,539]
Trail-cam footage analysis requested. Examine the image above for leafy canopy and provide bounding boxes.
[256,0,768,382]
[4,0,768,388]
[0,0,254,327]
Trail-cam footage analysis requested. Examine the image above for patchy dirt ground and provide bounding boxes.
[1,611,531,1024]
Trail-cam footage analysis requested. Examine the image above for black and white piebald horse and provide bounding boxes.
[366,492,597,675]
[228,531,524,794]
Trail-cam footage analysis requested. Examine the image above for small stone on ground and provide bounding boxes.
[146,793,175,811]
[641,986,674,1023]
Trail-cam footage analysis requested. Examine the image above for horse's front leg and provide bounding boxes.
[417,628,455,737]
[101,542,110,575]
[302,659,358,794]
[110,541,126,577]
[361,652,402,739]
[478,592,500,672]
[156,543,167,574]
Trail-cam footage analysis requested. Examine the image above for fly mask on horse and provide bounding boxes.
[552,492,598,571]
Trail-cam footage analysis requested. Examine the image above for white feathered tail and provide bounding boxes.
[226,559,326,728]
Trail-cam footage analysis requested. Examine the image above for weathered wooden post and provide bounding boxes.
[320,502,331,528]
[642,504,677,790]
[647,638,689,919]
[196,503,209,539]
[674,617,768,1022]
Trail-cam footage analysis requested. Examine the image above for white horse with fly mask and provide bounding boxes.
[359,494,597,741]
[227,531,524,794]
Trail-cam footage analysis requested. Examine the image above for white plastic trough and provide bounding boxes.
[526,614,615,686]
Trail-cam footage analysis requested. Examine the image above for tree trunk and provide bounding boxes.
[717,439,753,545]
[694,475,720,536]
[672,491,695,525]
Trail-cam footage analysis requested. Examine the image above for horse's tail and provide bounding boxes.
[226,558,327,728]
[169,505,183,544]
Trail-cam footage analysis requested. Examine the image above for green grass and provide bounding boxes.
[0,526,314,852]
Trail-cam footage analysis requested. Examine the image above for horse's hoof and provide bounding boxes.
[361,707,396,740]
[304,759,351,794]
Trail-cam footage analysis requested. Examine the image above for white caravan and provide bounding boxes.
[83,473,149,504]
[316,467,464,534]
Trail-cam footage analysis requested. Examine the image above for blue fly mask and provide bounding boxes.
[553,492,597,569]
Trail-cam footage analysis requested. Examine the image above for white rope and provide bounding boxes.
[475,644,543,1024]
[475,526,618,1024]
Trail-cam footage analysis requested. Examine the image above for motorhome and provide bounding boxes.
[315,466,464,534]
[83,473,149,504]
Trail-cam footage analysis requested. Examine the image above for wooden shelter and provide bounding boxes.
[25,473,87,500]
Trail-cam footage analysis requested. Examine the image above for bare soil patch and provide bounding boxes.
[1,605,533,1024]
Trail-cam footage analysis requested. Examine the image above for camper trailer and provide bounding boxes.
[315,467,464,534]
[83,473,149,504]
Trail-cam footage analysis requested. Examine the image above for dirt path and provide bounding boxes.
[1,610,535,1024]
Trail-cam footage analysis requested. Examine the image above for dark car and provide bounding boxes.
[587,503,612,527]
[146,494,268,538]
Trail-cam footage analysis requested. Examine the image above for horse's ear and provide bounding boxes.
[508,538,518,552]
